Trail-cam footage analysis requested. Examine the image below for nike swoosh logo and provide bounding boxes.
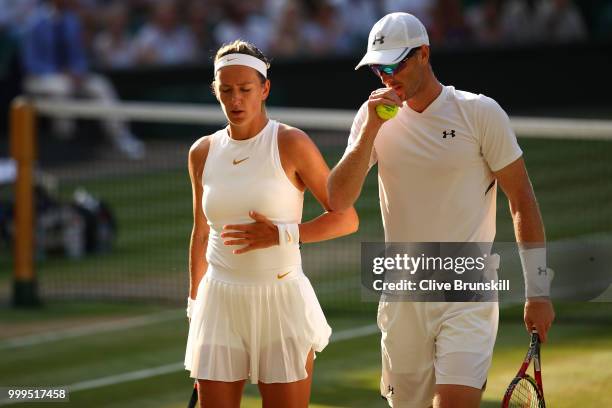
[232,157,249,165]
[277,271,291,279]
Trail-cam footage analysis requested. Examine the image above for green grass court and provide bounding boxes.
[1,303,612,407]
[1,136,611,406]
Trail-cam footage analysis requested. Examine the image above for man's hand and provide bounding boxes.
[365,88,403,130]
[524,297,555,342]
[221,211,279,254]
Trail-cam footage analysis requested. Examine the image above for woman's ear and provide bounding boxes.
[211,81,219,101]
[262,79,271,101]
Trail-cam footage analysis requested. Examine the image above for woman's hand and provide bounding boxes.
[221,211,279,254]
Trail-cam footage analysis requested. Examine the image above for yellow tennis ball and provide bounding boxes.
[376,104,398,120]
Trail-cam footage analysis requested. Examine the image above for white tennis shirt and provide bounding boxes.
[345,85,523,242]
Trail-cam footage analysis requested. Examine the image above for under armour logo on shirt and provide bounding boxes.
[442,130,456,138]
[372,35,385,45]
[537,267,547,275]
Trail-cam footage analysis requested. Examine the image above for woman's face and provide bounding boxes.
[214,65,270,126]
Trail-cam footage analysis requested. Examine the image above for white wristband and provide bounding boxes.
[519,247,552,298]
[277,223,299,247]
[186,297,195,319]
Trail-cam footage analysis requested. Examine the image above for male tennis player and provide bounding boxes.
[328,13,555,408]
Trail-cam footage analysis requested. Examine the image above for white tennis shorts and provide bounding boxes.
[184,264,331,384]
[378,301,499,407]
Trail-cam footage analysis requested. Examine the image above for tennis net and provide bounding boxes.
[2,98,611,312]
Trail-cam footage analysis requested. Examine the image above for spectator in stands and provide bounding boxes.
[186,0,216,62]
[10,0,603,73]
[465,0,504,45]
[497,0,539,44]
[134,0,197,65]
[73,0,105,53]
[338,0,382,51]
[302,0,352,57]
[213,0,271,53]
[429,0,473,45]
[382,0,433,27]
[0,0,34,117]
[533,0,587,42]
[20,0,145,159]
[268,0,306,58]
[93,2,136,69]
[261,0,290,22]
[0,0,38,35]
[465,0,538,45]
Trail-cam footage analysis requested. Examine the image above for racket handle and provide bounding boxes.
[187,381,198,408]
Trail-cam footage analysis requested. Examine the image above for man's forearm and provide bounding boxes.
[299,207,358,243]
[328,126,378,211]
[516,196,555,339]
[509,194,552,298]
[509,192,545,245]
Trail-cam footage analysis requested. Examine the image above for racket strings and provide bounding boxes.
[508,378,542,408]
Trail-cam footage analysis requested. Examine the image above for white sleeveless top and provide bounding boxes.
[202,120,304,273]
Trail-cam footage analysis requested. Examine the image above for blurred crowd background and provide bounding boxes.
[1,0,611,71]
[1,0,611,160]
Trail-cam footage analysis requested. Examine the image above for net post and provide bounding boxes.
[10,96,41,308]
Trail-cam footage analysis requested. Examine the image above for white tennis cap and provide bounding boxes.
[355,12,429,70]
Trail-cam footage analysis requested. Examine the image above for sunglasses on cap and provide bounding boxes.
[369,47,419,77]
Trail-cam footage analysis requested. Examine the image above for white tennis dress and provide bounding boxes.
[184,120,331,384]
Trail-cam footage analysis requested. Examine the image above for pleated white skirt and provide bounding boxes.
[184,264,331,384]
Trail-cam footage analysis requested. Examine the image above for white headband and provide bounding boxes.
[214,53,267,78]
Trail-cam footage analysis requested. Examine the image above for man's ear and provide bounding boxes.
[419,45,430,65]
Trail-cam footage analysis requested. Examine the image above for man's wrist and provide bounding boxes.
[526,296,551,303]
[361,123,382,141]
[519,247,552,298]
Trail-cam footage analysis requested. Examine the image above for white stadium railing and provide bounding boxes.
[31,98,612,141]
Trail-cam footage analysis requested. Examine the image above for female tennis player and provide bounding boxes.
[184,40,358,408]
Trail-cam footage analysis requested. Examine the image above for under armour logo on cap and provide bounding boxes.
[356,12,430,70]
[372,34,385,45]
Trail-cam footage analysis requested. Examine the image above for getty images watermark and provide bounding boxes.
[360,241,612,303]
[361,243,504,302]
[371,251,508,292]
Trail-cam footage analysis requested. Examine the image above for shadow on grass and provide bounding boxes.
[310,383,385,408]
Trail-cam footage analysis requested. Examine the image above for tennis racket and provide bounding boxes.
[501,330,545,408]
[187,380,198,408]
